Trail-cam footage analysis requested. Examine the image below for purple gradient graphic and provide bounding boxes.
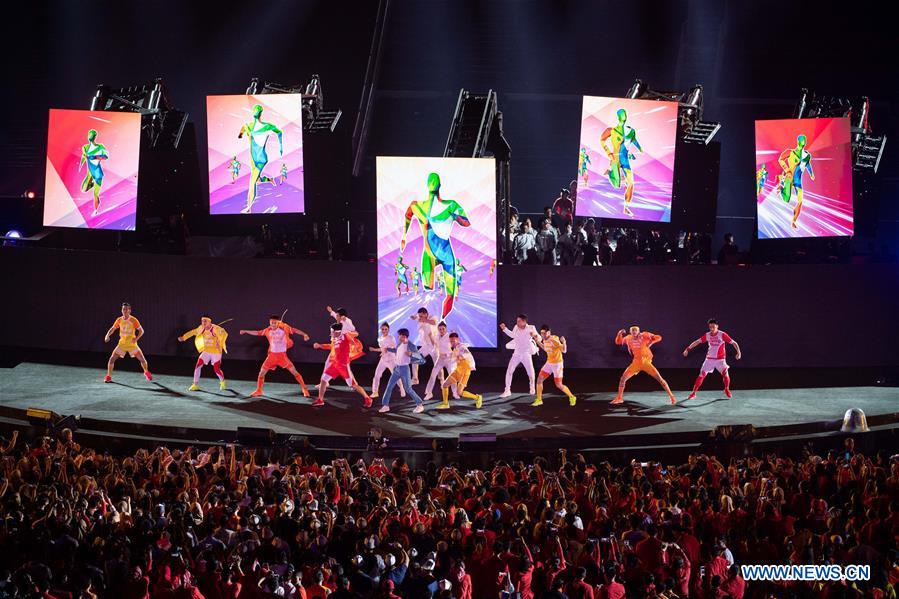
[207,94,304,214]
[377,157,497,348]
[575,96,678,223]
[755,117,853,239]
[43,109,141,230]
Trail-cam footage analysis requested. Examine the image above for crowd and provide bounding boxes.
[1,427,896,599]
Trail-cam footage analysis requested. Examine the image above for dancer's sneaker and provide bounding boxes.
[219,380,227,391]
[474,395,483,409]
[724,389,732,399]
[436,401,451,410]
[530,398,543,407]
[611,397,624,405]
[363,397,372,408]
[413,405,425,414]
[144,371,153,381]
[311,399,325,407]
[686,392,696,400]
[499,389,512,398]
[250,389,263,398]
[104,375,112,383]
[378,405,390,413]
[423,392,433,401]
[189,383,200,391]
[669,395,677,405]
[568,396,576,407]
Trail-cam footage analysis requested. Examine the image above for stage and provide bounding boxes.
[1,362,897,450]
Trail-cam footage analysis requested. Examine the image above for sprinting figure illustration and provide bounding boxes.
[455,259,467,289]
[613,326,676,405]
[437,332,482,409]
[600,109,643,216]
[238,104,283,213]
[395,256,410,296]
[489,259,497,278]
[578,147,592,186]
[279,163,288,185]
[239,316,310,397]
[412,267,422,296]
[776,134,815,228]
[369,322,406,399]
[102,302,151,383]
[228,156,241,183]
[400,172,471,318]
[79,129,109,216]
[313,323,372,408]
[756,164,768,197]
[683,318,742,400]
[499,315,539,397]
[178,316,228,391]
[533,325,576,407]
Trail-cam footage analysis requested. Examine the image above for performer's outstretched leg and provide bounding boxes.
[688,373,706,400]
[134,350,152,381]
[287,365,309,397]
[190,357,204,391]
[722,368,732,399]
[252,368,268,397]
[613,363,641,404]
[212,361,226,390]
[644,364,676,405]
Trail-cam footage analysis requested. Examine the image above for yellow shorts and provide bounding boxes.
[114,344,142,358]
[446,369,471,389]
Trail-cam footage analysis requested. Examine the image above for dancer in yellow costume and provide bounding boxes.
[103,302,152,383]
[613,325,676,405]
[533,324,576,407]
[437,332,483,409]
[178,316,229,391]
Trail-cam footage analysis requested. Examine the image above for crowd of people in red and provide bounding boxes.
[0,428,896,599]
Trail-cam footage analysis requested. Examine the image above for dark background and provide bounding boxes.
[4,0,898,249]
[3,246,897,370]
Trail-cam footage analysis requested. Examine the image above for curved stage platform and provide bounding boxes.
[1,362,897,454]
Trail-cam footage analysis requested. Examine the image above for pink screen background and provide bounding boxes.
[755,117,853,239]
[43,109,141,230]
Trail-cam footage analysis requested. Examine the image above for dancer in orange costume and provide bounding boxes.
[613,325,676,405]
[313,323,373,408]
[239,316,310,398]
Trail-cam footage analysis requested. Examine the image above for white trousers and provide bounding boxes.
[505,352,535,390]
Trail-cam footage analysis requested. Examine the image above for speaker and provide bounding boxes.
[236,427,276,446]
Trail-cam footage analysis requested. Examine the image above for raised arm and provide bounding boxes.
[288,326,310,342]
[614,329,627,346]
[450,201,470,227]
[239,329,264,336]
[499,323,515,339]
[647,333,662,346]
[560,336,568,354]
[683,336,705,357]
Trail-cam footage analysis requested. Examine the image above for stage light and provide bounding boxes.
[23,190,36,199]
[625,79,720,144]
[5,230,22,238]
[88,77,188,149]
[841,408,869,433]
[246,74,342,133]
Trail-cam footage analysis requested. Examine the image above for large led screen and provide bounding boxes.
[755,117,853,238]
[43,109,141,230]
[377,157,497,348]
[207,94,305,214]
[575,95,678,223]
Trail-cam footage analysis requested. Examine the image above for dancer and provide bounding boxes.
[424,321,453,401]
[313,323,372,408]
[400,172,472,318]
[378,328,425,414]
[455,259,467,290]
[600,108,643,216]
[683,319,742,400]
[437,332,482,409]
[279,163,288,185]
[578,147,591,186]
[412,267,421,296]
[499,315,538,397]
[613,326,676,405]
[178,316,229,391]
[776,133,815,228]
[410,308,438,384]
[228,156,241,183]
[756,164,768,197]
[79,129,109,216]
[489,259,497,278]
[395,256,410,296]
[239,316,310,398]
[238,104,283,213]
[103,302,151,383]
[369,322,406,399]
[533,325,576,407]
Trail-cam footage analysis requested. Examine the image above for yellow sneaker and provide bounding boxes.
[188,383,200,391]
[474,395,483,409]
[568,395,576,407]
[531,398,543,407]
[436,401,451,410]
[219,379,227,391]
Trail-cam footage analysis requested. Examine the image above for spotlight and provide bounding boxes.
[841,408,869,433]
[88,77,188,149]
[5,230,22,238]
[22,190,36,200]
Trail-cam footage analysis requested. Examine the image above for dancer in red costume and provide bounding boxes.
[239,316,310,398]
[313,323,373,408]
[683,318,742,400]
[613,326,676,405]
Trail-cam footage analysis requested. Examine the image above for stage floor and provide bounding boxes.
[2,362,897,440]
